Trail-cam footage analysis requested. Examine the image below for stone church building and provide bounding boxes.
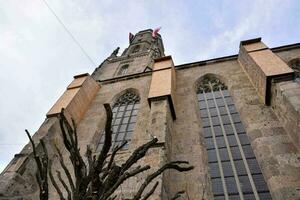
[1,29,300,200]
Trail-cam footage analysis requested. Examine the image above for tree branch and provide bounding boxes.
[54,145,75,193]
[120,138,158,174]
[57,170,72,200]
[140,181,159,200]
[85,145,94,171]
[58,109,88,198]
[100,165,151,200]
[132,161,194,200]
[107,141,127,171]
[25,130,48,200]
[49,159,65,200]
[95,103,113,172]
[170,190,185,200]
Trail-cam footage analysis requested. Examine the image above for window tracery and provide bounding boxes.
[196,75,271,199]
[196,76,227,93]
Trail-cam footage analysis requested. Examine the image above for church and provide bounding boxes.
[1,29,300,200]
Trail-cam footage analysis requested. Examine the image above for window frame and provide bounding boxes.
[197,77,271,199]
[96,92,140,151]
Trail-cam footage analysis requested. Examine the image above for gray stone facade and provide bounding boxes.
[1,29,300,200]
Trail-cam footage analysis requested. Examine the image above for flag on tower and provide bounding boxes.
[152,27,161,38]
[129,32,134,43]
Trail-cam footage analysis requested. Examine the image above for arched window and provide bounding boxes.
[131,45,140,53]
[288,58,300,82]
[118,64,129,76]
[97,91,140,151]
[196,75,271,199]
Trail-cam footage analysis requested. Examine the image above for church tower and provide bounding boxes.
[92,29,165,80]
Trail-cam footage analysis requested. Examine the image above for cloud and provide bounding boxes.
[194,0,292,60]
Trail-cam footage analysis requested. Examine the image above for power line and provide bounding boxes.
[41,0,97,67]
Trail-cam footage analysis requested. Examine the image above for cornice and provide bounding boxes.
[107,51,150,63]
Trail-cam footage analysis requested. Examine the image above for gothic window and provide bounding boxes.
[118,64,129,76]
[196,75,271,199]
[288,58,300,82]
[132,45,140,53]
[97,91,140,151]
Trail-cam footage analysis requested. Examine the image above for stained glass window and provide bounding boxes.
[97,91,140,151]
[197,76,272,199]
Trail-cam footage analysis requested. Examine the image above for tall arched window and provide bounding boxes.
[196,75,271,199]
[97,91,140,151]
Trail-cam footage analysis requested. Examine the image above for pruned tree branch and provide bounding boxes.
[140,181,159,200]
[120,138,158,174]
[132,161,194,200]
[26,130,49,200]
[57,170,72,200]
[100,165,151,200]
[89,103,113,198]
[107,141,127,171]
[86,145,93,171]
[95,104,113,172]
[54,145,75,193]
[49,159,65,200]
[170,190,185,200]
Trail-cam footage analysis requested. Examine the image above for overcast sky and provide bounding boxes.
[0,0,299,172]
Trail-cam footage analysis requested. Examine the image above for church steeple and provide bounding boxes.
[92,29,165,80]
[121,29,164,58]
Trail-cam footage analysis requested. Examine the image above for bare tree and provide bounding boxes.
[26,130,48,200]
[27,104,193,200]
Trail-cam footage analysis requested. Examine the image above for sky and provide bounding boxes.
[0,0,299,172]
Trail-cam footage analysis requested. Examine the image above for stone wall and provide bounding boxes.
[46,74,100,124]
[93,53,153,81]
[275,46,300,64]
[271,46,300,150]
[173,58,300,200]
[238,39,294,105]
[148,99,172,199]
[271,81,300,150]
